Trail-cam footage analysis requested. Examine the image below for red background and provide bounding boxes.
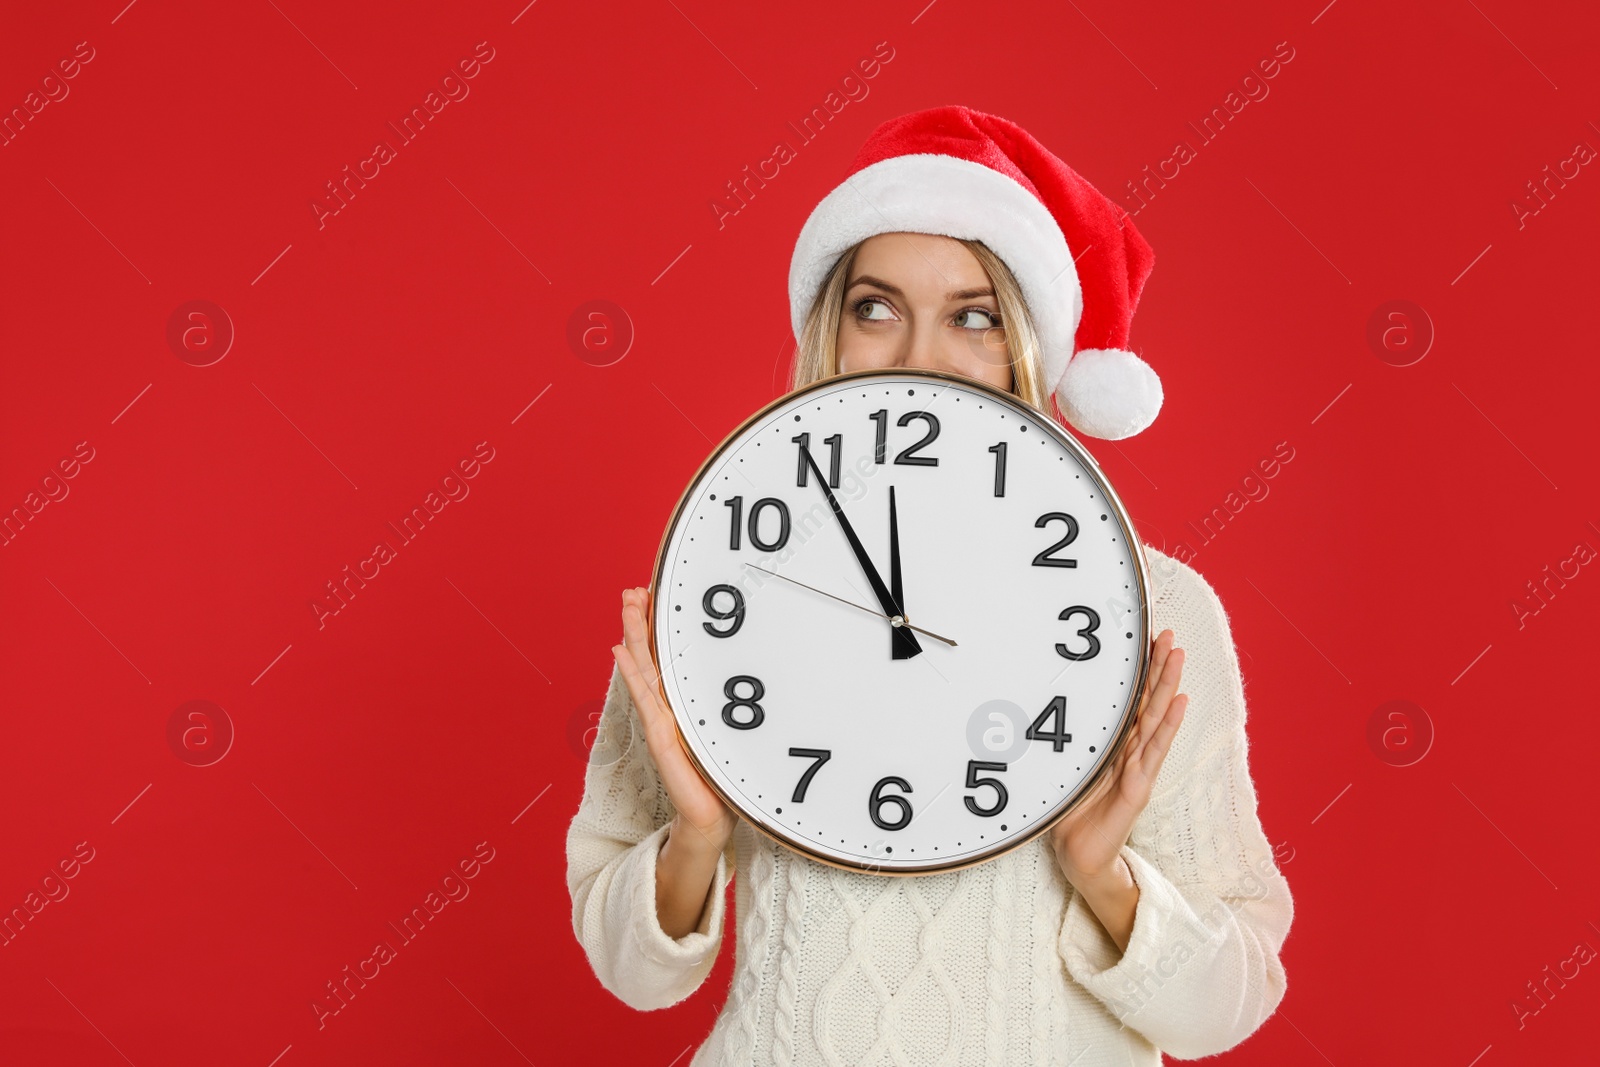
[2,0,1597,1063]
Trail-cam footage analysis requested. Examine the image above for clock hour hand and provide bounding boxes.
[800,446,922,659]
[888,485,912,661]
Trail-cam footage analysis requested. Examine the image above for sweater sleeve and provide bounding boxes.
[1057,558,1294,1059]
[565,660,734,1011]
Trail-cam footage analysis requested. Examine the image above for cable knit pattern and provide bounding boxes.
[1029,848,1060,1064]
[983,844,1013,1064]
[565,547,1294,1064]
[772,849,809,1067]
[811,865,968,1065]
[733,826,778,1065]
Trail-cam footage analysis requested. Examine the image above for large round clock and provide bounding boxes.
[648,367,1152,876]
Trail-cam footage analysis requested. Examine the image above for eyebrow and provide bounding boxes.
[845,275,995,301]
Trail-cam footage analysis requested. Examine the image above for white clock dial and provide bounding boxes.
[650,368,1151,875]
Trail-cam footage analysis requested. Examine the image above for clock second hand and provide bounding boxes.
[741,563,958,646]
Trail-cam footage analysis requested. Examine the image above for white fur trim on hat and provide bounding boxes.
[788,153,1084,383]
[1055,348,1163,441]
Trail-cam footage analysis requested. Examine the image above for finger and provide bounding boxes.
[1119,713,1151,770]
[1137,693,1187,779]
[611,641,661,731]
[621,596,681,760]
[614,640,690,770]
[1113,695,1144,759]
[1150,646,1185,719]
[617,595,655,686]
[1140,630,1172,712]
[613,642,726,825]
[622,586,647,624]
[1144,642,1184,720]
[621,597,661,692]
[1131,654,1185,769]
[1088,730,1139,808]
[1121,707,1148,765]
[620,587,640,643]
[619,591,641,667]
[1125,642,1182,763]
[613,642,700,802]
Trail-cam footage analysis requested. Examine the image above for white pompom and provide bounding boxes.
[1054,348,1164,440]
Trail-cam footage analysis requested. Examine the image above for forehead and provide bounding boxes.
[848,232,991,288]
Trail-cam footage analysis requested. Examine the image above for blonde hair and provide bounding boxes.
[789,236,1050,414]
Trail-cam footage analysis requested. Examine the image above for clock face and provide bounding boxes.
[650,368,1151,875]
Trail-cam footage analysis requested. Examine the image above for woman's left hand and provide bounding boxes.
[1048,628,1187,891]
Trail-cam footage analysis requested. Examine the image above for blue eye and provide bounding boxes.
[954,308,1001,330]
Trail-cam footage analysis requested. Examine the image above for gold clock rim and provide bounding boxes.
[645,365,1153,877]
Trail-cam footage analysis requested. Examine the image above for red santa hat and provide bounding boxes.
[788,105,1162,440]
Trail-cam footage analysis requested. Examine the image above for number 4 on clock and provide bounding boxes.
[1026,695,1073,751]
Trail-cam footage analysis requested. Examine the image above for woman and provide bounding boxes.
[567,106,1293,1065]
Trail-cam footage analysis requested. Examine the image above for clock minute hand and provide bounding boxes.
[800,446,923,658]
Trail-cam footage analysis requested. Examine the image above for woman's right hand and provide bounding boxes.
[614,586,736,855]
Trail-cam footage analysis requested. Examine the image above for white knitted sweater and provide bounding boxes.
[566,547,1294,1065]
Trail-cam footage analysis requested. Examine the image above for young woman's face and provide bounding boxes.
[834,232,1014,393]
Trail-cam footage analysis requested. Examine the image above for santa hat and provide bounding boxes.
[788,105,1162,440]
